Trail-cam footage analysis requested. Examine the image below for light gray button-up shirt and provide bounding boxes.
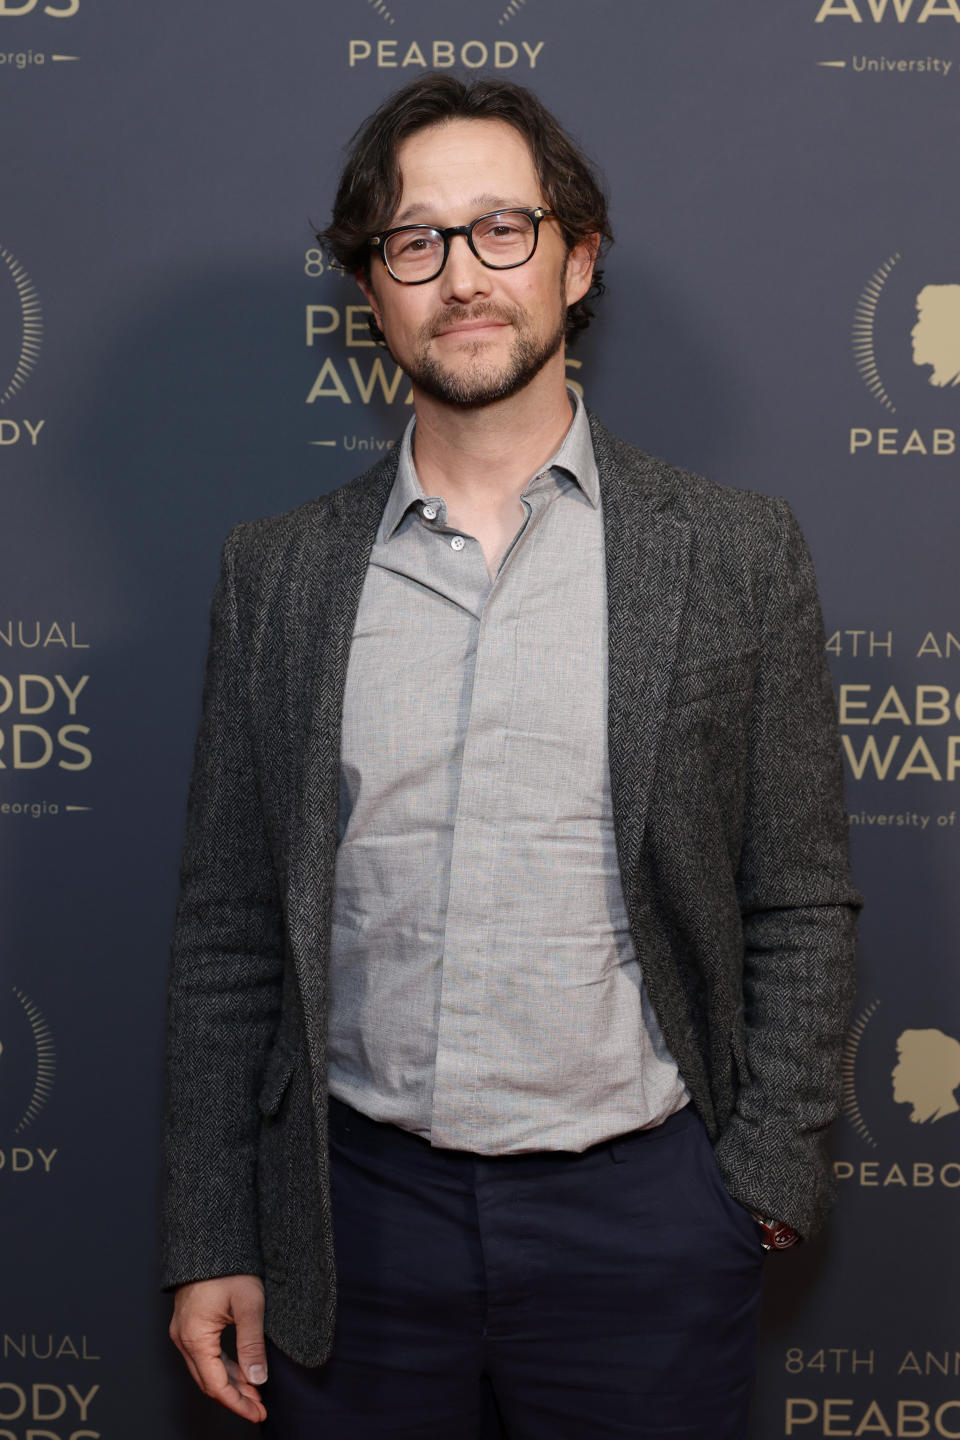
[328,392,689,1153]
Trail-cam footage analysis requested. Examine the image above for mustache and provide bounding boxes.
[423,303,521,339]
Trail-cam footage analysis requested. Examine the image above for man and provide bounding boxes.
[162,75,860,1438]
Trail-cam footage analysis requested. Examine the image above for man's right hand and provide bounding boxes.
[169,1274,268,1424]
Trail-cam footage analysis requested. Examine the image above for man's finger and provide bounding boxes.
[223,1354,267,1406]
[192,1348,265,1424]
[191,1344,232,1399]
[234,1289,268,1386]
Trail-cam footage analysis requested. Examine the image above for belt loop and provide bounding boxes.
[609,1139,628,1164]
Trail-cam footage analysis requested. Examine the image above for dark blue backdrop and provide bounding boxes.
[3,3,959,1436]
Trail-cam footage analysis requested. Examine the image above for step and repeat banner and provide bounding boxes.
[2,2,958,1436]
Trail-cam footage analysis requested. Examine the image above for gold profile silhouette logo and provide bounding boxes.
[892,1028,960,1124]
[0,245,43,406]
[843,999,960,1146]
[911,287,960,390]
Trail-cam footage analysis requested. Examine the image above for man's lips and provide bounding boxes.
[432,319,510,339]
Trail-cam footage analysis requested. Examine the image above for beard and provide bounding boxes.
[386,269,569,410]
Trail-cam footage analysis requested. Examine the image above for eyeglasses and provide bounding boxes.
[369,207,557,285]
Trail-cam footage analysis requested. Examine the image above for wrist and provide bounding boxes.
[750,1212,800,1251]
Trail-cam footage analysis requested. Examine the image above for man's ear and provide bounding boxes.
[355,268,383,333]
[564,233,601,308]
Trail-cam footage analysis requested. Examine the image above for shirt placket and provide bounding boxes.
[429,486,547,1147]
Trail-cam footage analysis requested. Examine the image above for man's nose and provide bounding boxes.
[439,233,493,303]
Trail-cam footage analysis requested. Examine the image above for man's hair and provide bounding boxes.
[317,74,612,347]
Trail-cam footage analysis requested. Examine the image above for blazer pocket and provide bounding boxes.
[730,1026,750,1091]
[669,650,758,706]
[257,1043,300,1281]
[258,1041,298,1119]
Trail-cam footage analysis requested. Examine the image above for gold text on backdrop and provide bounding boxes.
[347,40,545,69]
[0,0,78,15]
[816,0,960,20]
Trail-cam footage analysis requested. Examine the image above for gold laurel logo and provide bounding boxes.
[852,254,900,414]
[842,997,881,1147]
[0,986,56,1134]
[366,0,396,24]
[0,246,43,406]
[361,0,532,26]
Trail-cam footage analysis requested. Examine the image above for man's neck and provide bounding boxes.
[410,360,576,514]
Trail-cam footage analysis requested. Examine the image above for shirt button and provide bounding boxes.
[422,504,438,520]
[450,536,465,551]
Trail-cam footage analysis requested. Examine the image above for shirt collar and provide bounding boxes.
[380,386,599,542]
[541,387,599,508]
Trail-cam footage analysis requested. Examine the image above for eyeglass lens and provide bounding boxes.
[384,211,537,281]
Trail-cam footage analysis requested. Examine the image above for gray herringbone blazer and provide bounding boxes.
[160,413,861,1365]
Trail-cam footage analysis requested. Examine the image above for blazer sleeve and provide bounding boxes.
[160,526,284,1289]
[714,499,862,1238]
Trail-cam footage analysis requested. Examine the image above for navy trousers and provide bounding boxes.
[261,1097,764,1439]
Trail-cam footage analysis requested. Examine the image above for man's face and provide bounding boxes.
[357,118,595,409]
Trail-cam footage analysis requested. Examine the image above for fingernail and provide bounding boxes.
[248,1364,268,1385]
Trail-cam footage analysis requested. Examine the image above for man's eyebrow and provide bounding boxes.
[390,195,533,226]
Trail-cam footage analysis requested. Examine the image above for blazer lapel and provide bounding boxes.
[591,416,691,917]
[284,455,398,1049]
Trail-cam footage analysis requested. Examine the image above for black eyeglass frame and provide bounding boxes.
[369,206,557,285]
